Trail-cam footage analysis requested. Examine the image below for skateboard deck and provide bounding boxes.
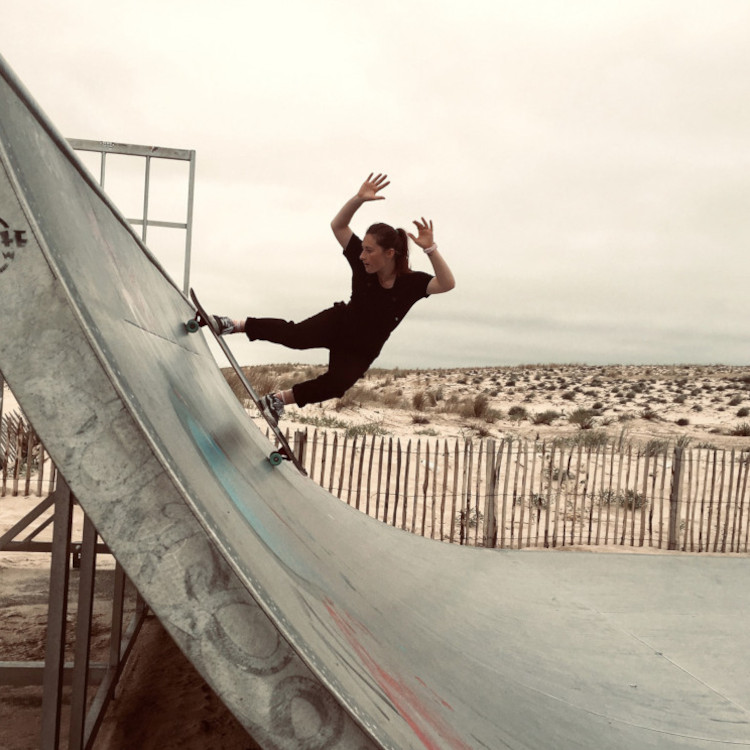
[186,288,306,474]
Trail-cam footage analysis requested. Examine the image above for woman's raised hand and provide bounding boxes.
[407,217,434,249]
[357,173,390,201]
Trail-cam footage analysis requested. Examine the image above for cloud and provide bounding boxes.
[4,0,749,368]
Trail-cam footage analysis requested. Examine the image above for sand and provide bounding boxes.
[243,363,750,450]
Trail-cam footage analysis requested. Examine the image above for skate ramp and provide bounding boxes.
[1,53,750,750]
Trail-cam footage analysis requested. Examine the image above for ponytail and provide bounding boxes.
[366,223,412,276]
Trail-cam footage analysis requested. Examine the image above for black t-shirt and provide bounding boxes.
[337,234,432,357]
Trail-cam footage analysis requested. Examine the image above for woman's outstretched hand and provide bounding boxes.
[407,217,434,249]
[357,173,390,201]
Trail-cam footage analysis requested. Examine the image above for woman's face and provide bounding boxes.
[360,234,395,275]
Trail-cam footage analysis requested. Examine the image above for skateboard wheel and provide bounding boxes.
[268,452,284,467]
[186,319,200,333]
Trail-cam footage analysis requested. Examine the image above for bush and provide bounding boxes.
[737,407,750,418]
[381,390,404,409]
[507,405,528,422]
[532,410,560,426]
[568,408,596,430]
[599,488,647,510]
[471,394,490,419]
[454,394,493,420]
[730,422,750,437]
[412,389,428,411]
[644,438,670,457]
[346,422,389,438]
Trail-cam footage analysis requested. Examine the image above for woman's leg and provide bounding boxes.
[290,350,374,408]
[244,306,341,351]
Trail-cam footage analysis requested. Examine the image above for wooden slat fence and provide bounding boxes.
[0,410,57,497]
[273,428,750,553]
[4,402,748,555]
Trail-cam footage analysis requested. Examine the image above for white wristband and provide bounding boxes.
[424,243,437,255]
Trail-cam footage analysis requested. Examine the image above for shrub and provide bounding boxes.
[676,418,690,427]
[346,422,389,438]
[295,414,350,430]
[381,390,404,409]
[644,438,670,457]
[737,407,750,418]
[568,408,596,430]
[532,410,560,426]
[457,506,484,529]
[555,430,610,449]
[528,492,549,509]
[599,488,647,510]
[412,389,428,411]
[471,394,491,419]
[730,422,750,437]
[508,405,528,421]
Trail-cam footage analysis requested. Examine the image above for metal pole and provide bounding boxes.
[183,150,196,295]
[40,477,74,749]
[68,514,98,749]
[142,156,151,244]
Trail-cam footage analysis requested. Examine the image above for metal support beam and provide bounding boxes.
[68,513,98,749]
[40,477,74,750]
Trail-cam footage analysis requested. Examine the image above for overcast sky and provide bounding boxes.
[4,0,750,369]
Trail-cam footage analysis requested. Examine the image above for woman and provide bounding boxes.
[210,173,455,422]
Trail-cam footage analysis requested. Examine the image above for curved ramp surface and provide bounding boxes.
[1,54,750,750]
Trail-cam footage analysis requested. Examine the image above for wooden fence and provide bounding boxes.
[4,404,749,555]
[280,428,750,553]
[1,411,57,497]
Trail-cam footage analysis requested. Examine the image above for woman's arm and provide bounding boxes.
[331,173,390,248]
[408,218,456,295]
[424,249,456,295]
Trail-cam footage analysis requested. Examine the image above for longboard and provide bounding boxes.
[186,288,306,474]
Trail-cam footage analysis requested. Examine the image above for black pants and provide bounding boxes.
[245,306,376,408]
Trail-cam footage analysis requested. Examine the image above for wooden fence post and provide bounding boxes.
[668,446,684,550]
[294,430,307,469]
[483,439,497,548]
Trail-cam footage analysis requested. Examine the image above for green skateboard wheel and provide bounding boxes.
[186,319,200,333]
[268,452,284,467]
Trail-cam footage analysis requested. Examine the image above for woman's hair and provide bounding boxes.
[366,222,411,276]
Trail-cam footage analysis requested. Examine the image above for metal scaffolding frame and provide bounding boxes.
[67,139,196,295]
[0,140,196,427]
